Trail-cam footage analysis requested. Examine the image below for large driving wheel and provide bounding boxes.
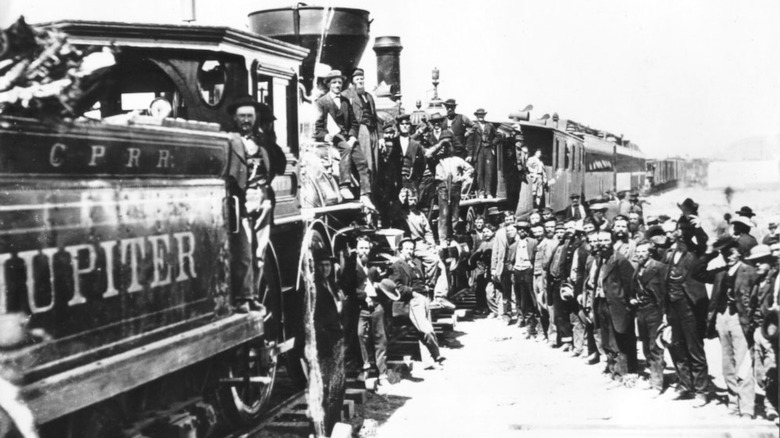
[214,248,282,427]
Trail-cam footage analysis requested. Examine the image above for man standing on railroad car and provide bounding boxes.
[442,98,475,160]
[314,70,375,210]
[343,68,380,192]
[226,95,286,313]
[435,140,474,245]
[395,114,426,195]
[469,108,498,198]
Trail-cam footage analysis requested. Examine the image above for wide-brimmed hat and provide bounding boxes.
[311,247,337,262]
[677,198,699,216]
[746,244,773,262]
[429,112,446,123]
[731,216,753,229]
[227,95,276,120]
[736,206,755,218]
[377,278,401,301]
[322,69,346,84]
[712,234,737,252]
[443,98,457,107]
[473,108,487,116]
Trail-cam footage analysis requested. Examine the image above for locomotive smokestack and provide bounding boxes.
[373,36,403,98]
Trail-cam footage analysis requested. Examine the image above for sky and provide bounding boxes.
[8,0,780,159]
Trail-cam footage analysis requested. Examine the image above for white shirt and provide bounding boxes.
[400,135,410,156]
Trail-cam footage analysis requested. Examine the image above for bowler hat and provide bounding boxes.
[645,225,666,246]
[731,216,753,229]
[677,198,699,216]
[398,237,415,250]
[473,108,487,116]
[443,98,457,107]
[396,113,411,123]
[736,206,755,218]
[746,244,773,262]
[429,112,446,123]
[769,221,778,229]
[712,234,737,252]
[378,278,401,301]
[322,69,346,84]
[351,68,365,78]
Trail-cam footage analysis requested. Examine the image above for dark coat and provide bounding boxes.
[564,203,590,221]
[693,255,757,337]
[343,87,377,129]
[314,93,359,142]
[750,268,778,331]
[396,136,426,185]
[634,258,667,311]
[387,258,426,301]
[468,121,498,158]
[600,251,636,334]
[339,253,371,303]
[314,279,344,355]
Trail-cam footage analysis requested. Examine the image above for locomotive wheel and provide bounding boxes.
[214,248,283,427]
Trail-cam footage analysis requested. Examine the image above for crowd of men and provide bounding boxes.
[465,197,779,423]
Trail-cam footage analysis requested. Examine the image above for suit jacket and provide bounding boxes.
[443,114,473,158]
[469,121,497,159]
[388,258,426,301]
[343,87,377,129]
[314,93,359,142]
[634,258,668,311]
[600,251,636,334]
[694,256,757,336]
[750,268,778,330]
[396,136,426,184]
[564,203,589,221]
[490,227,508,278]
[339,253,376,306]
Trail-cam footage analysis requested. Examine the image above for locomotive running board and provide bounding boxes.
[20,312,265,424]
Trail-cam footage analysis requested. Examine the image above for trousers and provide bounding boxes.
[333,137,371,195]
[716,309,755,416]
[514,269,537,333]
[436,183,462,243]
[409,293,441,360]
[637,303,665,390]
[476,147,496,196]
[667,297,709,395]
[357,303,388,376]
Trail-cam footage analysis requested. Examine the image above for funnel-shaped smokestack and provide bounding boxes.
[247,6,370,92]
[373,36,402,98]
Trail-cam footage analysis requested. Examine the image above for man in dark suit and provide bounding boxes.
[395,114,426,195]
[387,238,445,368]
[633,239,668,393]
[342,68,379,189]
[315,70,374,210]
[442,98,474,160]
[415,112,451,213]
[663,218,711,406]
[596,231,638,379]
[693,236,757,418]
[564,194,589,223]
[469,108,498,198]
[340,236,388,387]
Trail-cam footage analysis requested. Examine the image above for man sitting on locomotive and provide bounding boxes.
[314,69,376,211]
[226,95,286,312]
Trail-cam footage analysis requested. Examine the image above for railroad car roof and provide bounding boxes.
[41,20,309,63]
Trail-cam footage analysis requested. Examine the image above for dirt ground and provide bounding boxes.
[351,186,780,438]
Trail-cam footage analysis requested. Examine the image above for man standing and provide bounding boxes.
[496,224,520,323]
[435,140,474,244]
[633,239,667,393]
[762,221,779,246]
[314,70,375,209]
[513,220,538,334]
[417,113,451,213]
[596,230,638,380]
[442,98,474,160]
[564,194,589,224]
[628,211,645,242]
[613,215,637,267]
[469,108,498,198]
[469,223,497,315]
[664,220,711,407]
[395,114,426,195]
[694,238,757,418]
[732,215,759,256]
[388,238,446,368]
[533,222,558,343]
[343,68,379,187]
[226,95,286,312]
[340,236,389,389]
[549,220,580,351]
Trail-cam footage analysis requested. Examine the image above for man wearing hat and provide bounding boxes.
[746,244,779,421]
[394,113,426,194]
[548,220,582,351]
[632,239,668,393]
[731,215,758,256]
[693,236,757,418]
[226,95,287,312]
[612,215,637,267]
[343,68,379,185]
[662,218,710,406]
[762,220,779,246]
[416,112,452,213]
[628,191,643,219]
[564,193,589,223]
[736,206,757,223]
[434,137,474,244]
[469,108,498,198]
[441,98,475,160]
[314,70,375,209]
